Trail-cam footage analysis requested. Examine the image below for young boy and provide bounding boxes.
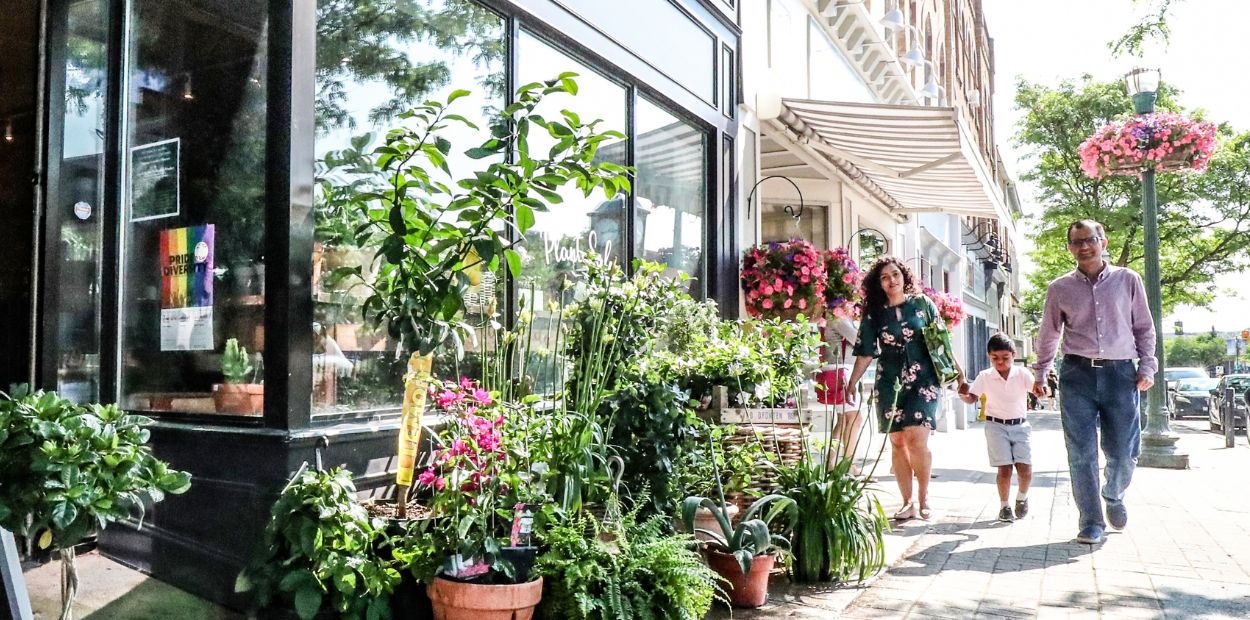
[959,333,1034,522]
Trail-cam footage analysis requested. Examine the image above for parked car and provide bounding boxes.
[1164,367,1209,392]
[1169,377,1219,419]
[1208,374,1250,432]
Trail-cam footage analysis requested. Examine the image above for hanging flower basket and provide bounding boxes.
[1079,112,1218,179]
[822,247,863,321]
[740,239,826,322]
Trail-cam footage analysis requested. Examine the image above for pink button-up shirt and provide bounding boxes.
[1032,262,1157,383]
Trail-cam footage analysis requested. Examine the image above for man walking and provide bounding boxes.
[1032,220,1157,545]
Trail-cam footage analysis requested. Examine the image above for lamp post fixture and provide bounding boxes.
[1126,67,1189,469]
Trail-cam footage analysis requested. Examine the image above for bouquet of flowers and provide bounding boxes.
[740,239,826,321]
[822,247,862,320]
[1079,112,1218,179]
[923,287,966,328]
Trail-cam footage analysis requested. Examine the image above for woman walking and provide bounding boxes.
[845,257,962,521]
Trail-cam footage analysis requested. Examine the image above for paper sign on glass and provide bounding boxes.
[159,225,214,351]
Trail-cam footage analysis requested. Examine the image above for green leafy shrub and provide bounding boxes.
[0,387,192,550]
[236,468,401,620]
[534,509,722,620]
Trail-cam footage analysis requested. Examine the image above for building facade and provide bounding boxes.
[1,0,740,607]
[738,0,1025,428]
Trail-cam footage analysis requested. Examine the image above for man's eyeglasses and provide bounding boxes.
[1067,235,1104,248]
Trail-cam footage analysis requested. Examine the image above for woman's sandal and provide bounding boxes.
[917,506,932,520]
[893,503,916,521]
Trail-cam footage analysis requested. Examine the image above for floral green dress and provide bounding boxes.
[853,294,943,433]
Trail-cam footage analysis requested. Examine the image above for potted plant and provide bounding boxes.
[0,387,192,620]
[213,337,263,415]
[409,378,551,619]
[680,494,795,608]
[340,76,630,517]
[236,467,404,620]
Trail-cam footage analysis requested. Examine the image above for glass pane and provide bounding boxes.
[762,203,826,248]
[312,0,505,416]
[634,97,707,298]
[119,0,269,416]
[560,0,715,103]
[514,31,627,397]
[857,229,887,265]
[45,0,109,403]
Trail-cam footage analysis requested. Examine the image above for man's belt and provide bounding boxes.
[986,416,1026,426]
[1063,354,1133,368]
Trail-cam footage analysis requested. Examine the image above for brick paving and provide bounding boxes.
[712,411,1250,619]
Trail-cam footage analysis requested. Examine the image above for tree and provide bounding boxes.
[1108,0,1185,58]
[1164,334,1226,369]
[1013,75,1250,329]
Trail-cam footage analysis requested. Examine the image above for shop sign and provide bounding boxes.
[159,224,214,351]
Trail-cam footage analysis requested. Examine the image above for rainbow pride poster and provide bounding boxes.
[159,225,214,351]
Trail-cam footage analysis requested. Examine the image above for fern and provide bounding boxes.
[534,510,723,619]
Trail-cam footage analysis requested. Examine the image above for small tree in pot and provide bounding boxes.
[213,338,263,414]
[341,75,630,517]
[0,387,192,620]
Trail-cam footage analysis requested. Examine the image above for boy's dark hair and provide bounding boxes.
[987,333,1016,354]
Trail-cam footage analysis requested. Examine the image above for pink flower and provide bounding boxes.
[417,468,436,486]
[762,299,774,309]
[434,476,446,490]
[472,388,492,405]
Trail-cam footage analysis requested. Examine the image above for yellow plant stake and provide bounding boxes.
[395,352,434,518]
[978,393,987,421]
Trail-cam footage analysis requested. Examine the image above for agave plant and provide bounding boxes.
[680,494,796,575]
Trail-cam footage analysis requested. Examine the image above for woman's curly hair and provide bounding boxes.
[860,256,920,321]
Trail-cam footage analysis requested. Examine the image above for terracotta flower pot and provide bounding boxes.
[705,550,774,608]
[427,576,543,620]
[212,383,263,415]
[687,504,739,542]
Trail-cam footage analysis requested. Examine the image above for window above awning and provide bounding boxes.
[776,98,1008,219]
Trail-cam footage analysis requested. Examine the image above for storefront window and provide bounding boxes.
[634,97,707,298]
[515,31,628,301]
[312,0,505,416]
[45,0,109,403]
[856,228,887,266]
[118,0,269,416]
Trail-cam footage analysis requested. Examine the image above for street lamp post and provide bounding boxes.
[1126,67,1189,469]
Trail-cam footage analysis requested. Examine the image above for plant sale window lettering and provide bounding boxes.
[129,137,181,222]
[541,229,614,267]
[159,225,214,351]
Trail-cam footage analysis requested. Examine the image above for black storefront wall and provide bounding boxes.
[25,0,741,609]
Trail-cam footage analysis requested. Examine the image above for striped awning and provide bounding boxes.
[777,99,1006,218]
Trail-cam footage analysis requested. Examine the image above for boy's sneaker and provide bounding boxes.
[997,506,1014,522]
[1107,503,1128,530]
[1014,498,1029,519]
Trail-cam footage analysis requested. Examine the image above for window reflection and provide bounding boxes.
[118,0,269,415]
[312,0,505,416]
[46,0,109,403]
[634,97,707,298]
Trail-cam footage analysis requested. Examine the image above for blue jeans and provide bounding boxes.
[1058,359,1142,529]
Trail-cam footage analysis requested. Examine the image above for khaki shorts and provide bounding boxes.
[985,419,1031,467]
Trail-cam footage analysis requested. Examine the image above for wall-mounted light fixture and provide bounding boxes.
[181,73,195,101]
[3,119,13,144]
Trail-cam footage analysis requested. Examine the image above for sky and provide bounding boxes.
[981,0,1250,333]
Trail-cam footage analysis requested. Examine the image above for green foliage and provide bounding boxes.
[221,338,254,384]
[600,374,700,521]
[534,509,722,620]
[776,456,888,583]
[1164,334,1227,368]
[679,494,795,575]
[352,77,630,356]
[1013,75,1250,330]
[0,387,192,551]
[1108,0,1181,58]
[236,468,401,620]
[676,423,775,500]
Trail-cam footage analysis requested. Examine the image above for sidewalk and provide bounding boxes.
[712,411,1250,619]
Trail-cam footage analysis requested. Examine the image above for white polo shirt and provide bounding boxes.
[969,366,1034,421]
